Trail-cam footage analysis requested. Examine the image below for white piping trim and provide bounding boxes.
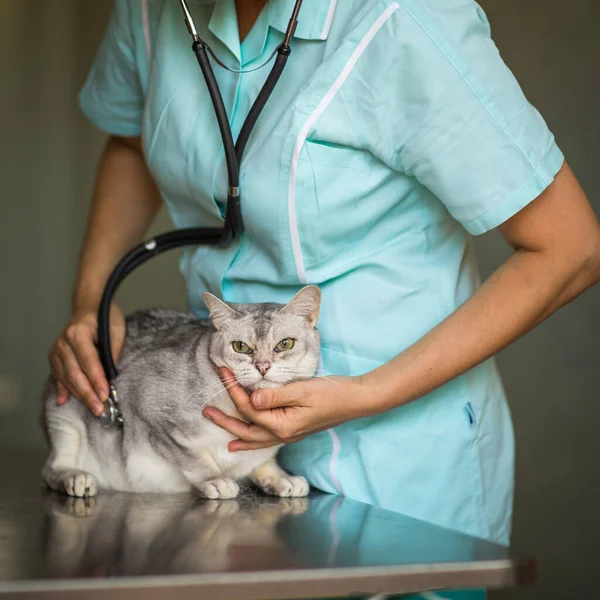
[320,0,338,40]
[327,429,343,494]
[288,2,400,284]
[141,0,151,66]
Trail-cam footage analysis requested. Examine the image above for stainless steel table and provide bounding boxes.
[0,449,535,599]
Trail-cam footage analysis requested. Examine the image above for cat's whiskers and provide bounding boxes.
[314,375,342,387]
[189,377,238,405]
[189,382,228,403]
[191,387,219,403]
[201,376,237,391]
[277,368,348,395]
[202,380,241,405]
[278,367,321,381]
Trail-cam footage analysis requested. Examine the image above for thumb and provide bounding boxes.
[111,334,125,364]
[251,385,298,410]
[110,322,126,364]
[110,304,126,364]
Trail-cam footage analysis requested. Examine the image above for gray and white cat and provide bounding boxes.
[42,286,321,500]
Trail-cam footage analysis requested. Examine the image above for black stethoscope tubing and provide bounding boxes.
[95,0,304,427]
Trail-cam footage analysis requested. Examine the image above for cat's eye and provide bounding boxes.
[232,341,253,354]
[274,338,295,353]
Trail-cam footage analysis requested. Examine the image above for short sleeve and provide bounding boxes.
[389,1,565,235]
[79,0,144,137]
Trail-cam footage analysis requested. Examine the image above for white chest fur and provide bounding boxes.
[125,444,192,493]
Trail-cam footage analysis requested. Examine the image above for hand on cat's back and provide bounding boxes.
[48,303,126,416]
[203,368,373,451]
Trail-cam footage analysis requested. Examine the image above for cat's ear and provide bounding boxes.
[282,285,321,328]
[203,293,239,331]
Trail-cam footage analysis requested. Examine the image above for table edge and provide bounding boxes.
[0,558,537,599]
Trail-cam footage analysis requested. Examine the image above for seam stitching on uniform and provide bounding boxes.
[463,371,492,541]
[141,0,152,66]
[288,2,400,284]
[145,90,180,159]
[397,3,544,176]
[459,141,562,232]
[470,436,493,540]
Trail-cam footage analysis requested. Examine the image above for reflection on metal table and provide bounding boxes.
[0,449,535,599]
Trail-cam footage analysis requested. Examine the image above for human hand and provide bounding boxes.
[48,303,125,415]
[203,368,374,451]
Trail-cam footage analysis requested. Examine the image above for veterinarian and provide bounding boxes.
[48,1,600,597]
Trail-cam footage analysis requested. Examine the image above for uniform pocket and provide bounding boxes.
[305,139,369,171]
[293,136,400,276]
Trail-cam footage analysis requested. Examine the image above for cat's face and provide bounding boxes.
[204,286,321,391]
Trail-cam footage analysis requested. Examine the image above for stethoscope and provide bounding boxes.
[96,0,304,428]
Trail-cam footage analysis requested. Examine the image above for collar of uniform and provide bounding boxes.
[208,0,243,63]
[269,0,338,41]
[198,0,338,63]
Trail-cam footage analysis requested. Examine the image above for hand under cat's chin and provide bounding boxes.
[222,369,293,393]
[247,380,286,391]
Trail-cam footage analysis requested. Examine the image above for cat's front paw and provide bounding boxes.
[260,476,309,498]
[198,478,240,500]
[62,472,97,498]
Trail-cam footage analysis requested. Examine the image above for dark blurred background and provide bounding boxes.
[0,1,598,598]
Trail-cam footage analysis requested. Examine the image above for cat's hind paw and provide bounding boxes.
[260,476,309,498]
[198,478,240,500]
[63,472,97,498]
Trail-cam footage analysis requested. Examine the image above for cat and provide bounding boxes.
[42,285,321,500]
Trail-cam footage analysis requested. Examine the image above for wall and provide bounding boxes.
[475,1,600,598]
[0,1,598,598]
[0,0,187,446]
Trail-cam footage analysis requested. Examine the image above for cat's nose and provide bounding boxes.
[255,362,271,376]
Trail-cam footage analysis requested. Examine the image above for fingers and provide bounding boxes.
[50,354,70,405]
[50,339,105,416]
[228,440,281,452]
[218,368,254,418]
[48,308,126,416]
[216,368,303,437]
[61,344,106,416]
[203,407,277,444]
[55,380,70,406]
[251,384,304,410]
[66,326,109,402]
[217,368,303,413]
[203,406,281,451]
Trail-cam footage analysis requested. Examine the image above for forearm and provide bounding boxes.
[73,136,162,315]
[203,165,600,450]
[367,244,600,413]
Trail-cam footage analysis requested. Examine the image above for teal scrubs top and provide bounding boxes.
[80,0,564,547]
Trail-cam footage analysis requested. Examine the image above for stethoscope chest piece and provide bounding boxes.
[99,385,124,429]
